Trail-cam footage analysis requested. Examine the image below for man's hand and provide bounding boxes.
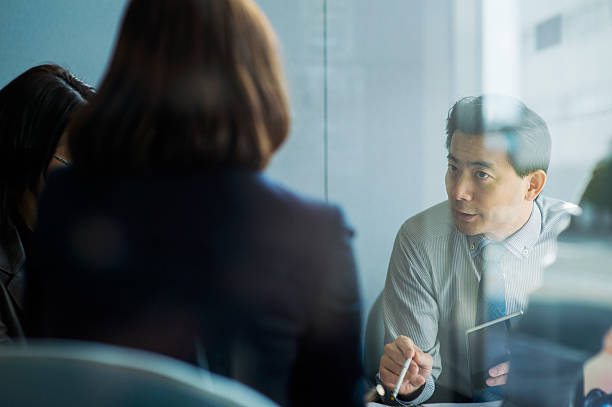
[379,335,433,397]
[486,362,509,387]
[584,326,612,395]
[604,326,612,354]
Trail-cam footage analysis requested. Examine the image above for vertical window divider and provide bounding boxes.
[323,0,329,202]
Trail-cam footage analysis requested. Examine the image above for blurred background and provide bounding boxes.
[2,0,611,318]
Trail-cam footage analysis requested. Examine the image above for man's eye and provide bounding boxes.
[448,164,457,172]
[476,171,489,179]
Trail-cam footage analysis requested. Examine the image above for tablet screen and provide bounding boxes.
[466,311,523,396]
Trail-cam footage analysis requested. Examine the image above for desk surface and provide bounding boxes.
[368,401,502,407]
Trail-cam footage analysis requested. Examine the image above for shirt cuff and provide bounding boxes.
[375,373,435,406]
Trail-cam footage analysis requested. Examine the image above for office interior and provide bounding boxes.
[1,0,611,405]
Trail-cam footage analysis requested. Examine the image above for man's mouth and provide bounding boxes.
[452,209,478,221]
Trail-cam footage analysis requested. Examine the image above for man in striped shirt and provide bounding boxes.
[377,95,576,405]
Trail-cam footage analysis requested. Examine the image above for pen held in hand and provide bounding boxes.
[392,356,413,399]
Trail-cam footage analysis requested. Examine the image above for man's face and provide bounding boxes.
[445,131,532,241]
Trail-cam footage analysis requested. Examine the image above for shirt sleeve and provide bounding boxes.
[382,224,442,403]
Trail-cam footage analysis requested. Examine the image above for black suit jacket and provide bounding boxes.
[26,168,364,407]
[0,223,26,342]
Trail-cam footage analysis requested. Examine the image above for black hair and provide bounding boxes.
[0,64,94,246]
[446,95,551,177]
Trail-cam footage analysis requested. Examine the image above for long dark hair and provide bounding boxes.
[68,0,291,177]
[0,64,94,245]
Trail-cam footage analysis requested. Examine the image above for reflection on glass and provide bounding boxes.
[505,151,612,407]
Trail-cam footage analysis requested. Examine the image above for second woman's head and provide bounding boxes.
[0,64,93,236]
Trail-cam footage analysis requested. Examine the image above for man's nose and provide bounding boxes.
[451,175,473,201]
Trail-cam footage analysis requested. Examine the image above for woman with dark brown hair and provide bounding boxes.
[0,64,93,342]
[26,1,364,406]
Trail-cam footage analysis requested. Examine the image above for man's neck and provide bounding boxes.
[484,201,535,242]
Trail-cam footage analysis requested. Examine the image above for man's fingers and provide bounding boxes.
[383,343,410,369]
[379,365,400,389]
[407,359,419,376]
[413,347,433,366]
[380,365,418,389]
[380,354,404,376]
[488,362,510,377]
[486,363,509,387]
[408,374,425,388]
[382,336,417,372]
[380,353,419,382]
[603,327,612,354]
[380,335,433,396]
[394,335,417,360]
[409,345,433,379]
[486,374,507,387]
[381,360,426,396]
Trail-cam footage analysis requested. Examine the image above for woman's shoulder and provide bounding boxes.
[249,172,352,233]
[40,167,353,238]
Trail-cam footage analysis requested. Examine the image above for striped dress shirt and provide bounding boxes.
[382,196,577,404]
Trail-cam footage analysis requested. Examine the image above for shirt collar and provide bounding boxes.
[467,199,542,260]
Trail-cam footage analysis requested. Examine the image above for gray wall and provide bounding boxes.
[0,0,127,88]
[261,0,475,314]
[325,0,455,315]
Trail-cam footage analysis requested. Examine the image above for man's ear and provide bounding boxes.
[525,170,546,201]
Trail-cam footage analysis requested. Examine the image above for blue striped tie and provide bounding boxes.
[475,242,507,325]
[473,242,508,402]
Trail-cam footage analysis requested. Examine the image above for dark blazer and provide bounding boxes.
[26,168,364,407]
[0,224,26,342]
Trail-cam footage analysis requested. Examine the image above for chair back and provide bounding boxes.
[364,291,385,386]
[0,340,279,407]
